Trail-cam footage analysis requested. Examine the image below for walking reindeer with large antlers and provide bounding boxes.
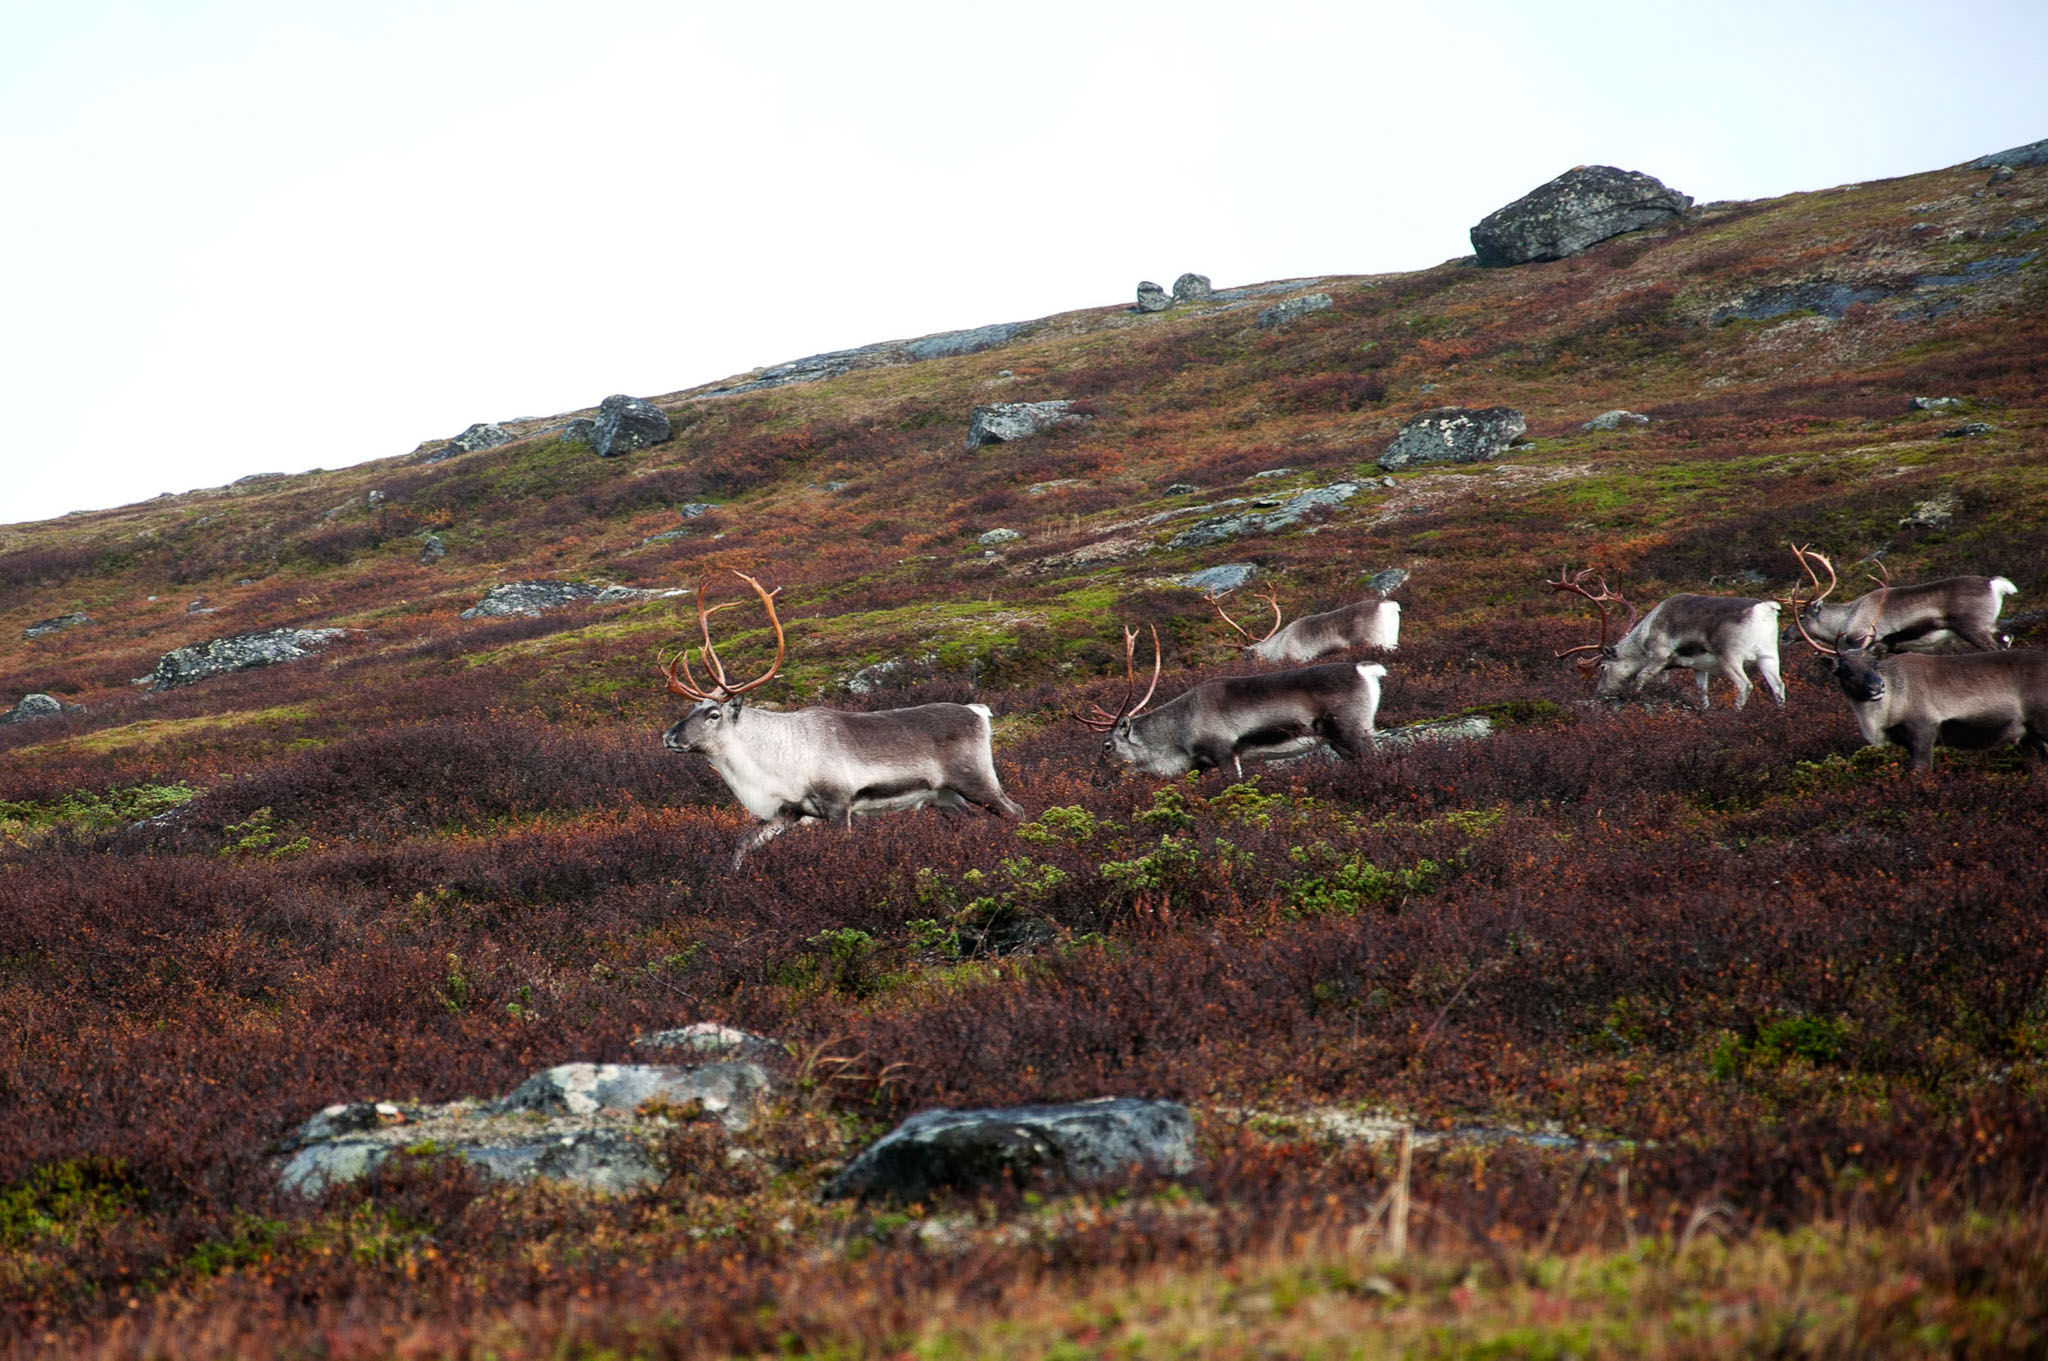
[660,569,1021,868]
[1075,623,1387,779]
[1549,565,1785,709]
[1788,545,2048,771]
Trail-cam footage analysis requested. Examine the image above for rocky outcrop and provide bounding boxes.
[977,528,1022,547]
[1,693,70,725]
[1135,281,1172,313]
[276,1059,771,1198]
[1582,410,1650,431]
[460,581,602,618]
[148,628,347,691]
[696,322,1033,397]
[965,401,1088,451]
[1172,273,1212,302]
[1363,568,1409,596]
[1909,396,1961,411]
[1942,422,1994,438]
[426,423,515,462]
[1167,483,1361,550]
[566,396,672,458]
[1377,408,1526,471]
[825,1097,1194,1202]
[1179,563,1259,593]
[1971,137,2048,170]
[631,1022,782,1063]
[1901,493,1959,530]
[1471,166,1692,267]
[1257,293,1333,328]
[23,611,91,639]
[418,533,446,564]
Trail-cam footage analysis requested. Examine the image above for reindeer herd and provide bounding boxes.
[659,551,2044,867]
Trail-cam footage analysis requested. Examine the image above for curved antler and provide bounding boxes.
[1205,586,1283,646]
[656,569,786,701]
[1547,564,1633,670]
[1070,625,1163,732]
[1786,543,1840,657]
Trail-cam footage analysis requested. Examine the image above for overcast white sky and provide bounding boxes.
[2,1,2043,528]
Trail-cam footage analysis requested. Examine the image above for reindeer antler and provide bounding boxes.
[1070,625,1163,732]
[658,569,786,701]
[1205,586,1283,646]
[1547,564,1634,670]
[1786,543,1841,657]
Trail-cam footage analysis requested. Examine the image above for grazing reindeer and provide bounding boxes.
[660,570,1022,868]
[1550,566,1785,709]
[1207,585,1401,663]
[1074,625,1386,778]
[1790,548,2048,771]
[1787,550,2016,653]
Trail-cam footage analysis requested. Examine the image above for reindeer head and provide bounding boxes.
[1548,565,1639,697]
[659,569,786,754]
[1788,545,1887,701]
[1069,624,1163,780]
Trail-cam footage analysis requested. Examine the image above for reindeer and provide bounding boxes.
[1550,566,1785,709]
[1787,552,2016,653]
[1073,625,1386,778]
[1789,547,2048,771]
[659,570,1022,867]
[1207,585,1400,663]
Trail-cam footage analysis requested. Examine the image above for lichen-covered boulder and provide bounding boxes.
[1135,281,1171,313]
[965,401,1087,452]
[1470,166,1692,267]
[495,1062,770,1132]
[426,422,515,462]
[459,580,603,618]
[1,693,69,725]
[1377,408,1526,471]
[1363,567,1410,597]
[1179,563,1259,593]
[1172,272,1213,302]
[148,628,347,690]
[977,528,1022,547]
[825,1097,1194,1202]
[1257,293,1333,328]
[1582,409,1650,432]
[567,395,672,458]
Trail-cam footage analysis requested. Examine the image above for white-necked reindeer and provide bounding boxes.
[1790,546,2048,771]
[1550,566,1785,709]
[1207,585,1400,663]
[660,570,1022,867]
[1073,625,1385,778]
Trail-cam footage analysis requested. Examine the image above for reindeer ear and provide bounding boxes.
[725,698,744,720]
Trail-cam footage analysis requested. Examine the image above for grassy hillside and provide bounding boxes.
[2,156,2046,1357]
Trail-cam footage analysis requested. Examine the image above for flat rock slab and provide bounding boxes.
[966,401,1088,451]
[1167,483,1361,550]
[1377,408,1525,471]
[1971,138,2048,170]
[149,628,347,690]
[496,1062,769,1128]
[24,611,91,639]
[1471,165,1691,267]
[1179,563,1260,593]
[826,1097,1194,1202]
[1257,293,1332,328]
[460,580,603,618]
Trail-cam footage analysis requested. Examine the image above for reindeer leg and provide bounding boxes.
[1722,661,1753,711]
[731,814,797,871]
[1757,654,1787,706]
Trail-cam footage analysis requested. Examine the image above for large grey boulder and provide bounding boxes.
[1,693,68,725]
[24,611,91,639]
[965,401,1088,451]
[1377,408,1526,471]
[1172,273,1213,302]
[1971,137,2048,170]
[1135,281,1172,313]
[1363,567,1409,596]
[149,628,348,690]
[1257,293,1333,328]
[1179,563,1259,593]
[1167,482,1361,550]
[460,580,602,618]
[1470,166,1692,267]
[567,395,673,458]
[825,1097,1194,1202]
[495,1062,770,1132]
[427,423,514,462]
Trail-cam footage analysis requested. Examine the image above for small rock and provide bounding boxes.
[428,422,515,462]
[460,581,603,619]
[1247,467,1296,480]
[640,528,690,546]
[1179,563,1260,593]
[818,480,852,493]
[965,401,1088,452]
[1363,568,1409,596]
[496,1062,770,1133]
[1909,396,1962,411]
[23,611,91,639]
[149,628,348,690]
[1171,273,1212,302]
[1582,409,1650,432]
[1163,483,1198,496]
[1374,715,1495,750]
[1135,281,1172,313]
[0,693,69,726]
[1026,478,1089,495]
[977,528,1023,547]
[1470,166,1692,267]
[186,596,212,615]
[846,659,909,695]
[366,489,385,507]
[825,1097,1194,1202]
[1377,407,1527,471]
[632,1023,781,1063]
[678,502,718,518]
[565,396,672,458]
[1901,492,1960,529]
[594,585,679,605]
[419,533,446,564]
[1257,293,1333,328]
[1990,165,2016,183]
[1941,422,1994,438]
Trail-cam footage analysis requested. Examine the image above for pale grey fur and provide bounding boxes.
[1591,595,1785,709]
